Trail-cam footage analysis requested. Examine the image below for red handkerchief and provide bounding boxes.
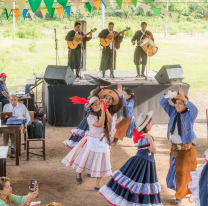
[99,99,107,112]
[133,129,144,144]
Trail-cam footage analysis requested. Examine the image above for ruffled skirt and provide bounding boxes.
[62,135,112,177]
[99,155,163,206]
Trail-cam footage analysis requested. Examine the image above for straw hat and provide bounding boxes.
[136,111,153,132]
[86,96,99,110]
[87,89,95,100]
[98,89,119,105]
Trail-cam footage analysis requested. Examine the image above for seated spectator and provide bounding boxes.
[46,203,64,206]
[3,92,31,158]
[0,177,38,206]
[0,73,10,106]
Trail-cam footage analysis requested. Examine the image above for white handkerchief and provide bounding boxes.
[165,90,178,99]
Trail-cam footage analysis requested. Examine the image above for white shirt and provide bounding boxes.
[3,103,31,126]
[171,123,183,144]
[108,29,114,50]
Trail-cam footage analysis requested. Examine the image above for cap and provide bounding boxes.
[0,73,7,77]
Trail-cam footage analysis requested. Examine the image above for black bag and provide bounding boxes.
[27,120,43,139]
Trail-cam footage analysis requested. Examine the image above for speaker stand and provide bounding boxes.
[54,28,58,66]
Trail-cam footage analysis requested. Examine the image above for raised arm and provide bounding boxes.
[93,102,105,127]
[185,101,198,121]
[160,95,175,117]
[106,109,113,123]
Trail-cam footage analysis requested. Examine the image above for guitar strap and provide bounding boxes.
[108,29,114,50]
[140,29,146,42]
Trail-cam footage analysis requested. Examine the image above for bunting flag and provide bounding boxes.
[135,2,142,10]
[124,0,131,7]
[190,11,195,17]
[16,0,26,14]
[5,9,12,19]
[115,0,122,8]
[40,8,47,18]
[147,0,152,4]
[28,0,42,13]
[4,0,14,14]
[65,6,71,17]
[171,12,178,22]
[142,4,151,14]
[13,9,20,20]
[22,9,28,20]
[152,7,161,16]
[71,5,77,15]
[202,16,207,19]
[28,9,35,19]
[50,8,55,18]
[71,0,80,9]
[79,4,84,15]
[131,0,137,7]
[0,8,3,16]
[94,0,100,11]
[44,0,54,15]
[88,0,95,6]
[109,0,113,6]
[56,7,63,18]
[101,0,107,8]
[162,9,169,17]
[57,0,68,8]
[85,2,91,13]
[102,0,109,7]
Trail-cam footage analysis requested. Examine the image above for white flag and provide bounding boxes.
[28,9,35,19]
[71,6,77,15]
[190,11,195,16]
[102,0,109,7]
[0,8,3,16]
[79,4,84,15]
[88,0,95,6]
[16,0,26,14]
[4,0,14,14]
[162,9,170,17]
[109,0,113,6]
[71,0,80,9]
[171,12,178,22]
[142,4,151,15]
[135,2,141,10]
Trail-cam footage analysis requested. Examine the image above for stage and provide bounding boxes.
[43,71,190,126]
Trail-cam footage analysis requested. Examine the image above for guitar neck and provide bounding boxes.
[82,30,93,38]
[113,29,126,38]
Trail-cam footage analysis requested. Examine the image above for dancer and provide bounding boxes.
[63,90,94,149]
[99,111,163,206]
[131,22,154,77]
[113,87,137,145]
[62,96,114,190]
[188,150,208,206]
[160,87,198,204]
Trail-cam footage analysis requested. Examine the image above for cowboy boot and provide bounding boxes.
[136,65,140,77]
[102,70,105,78]
[141,65,146,77]
[110,69,115,78]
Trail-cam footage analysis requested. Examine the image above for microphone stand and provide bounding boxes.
[54,28,58,66]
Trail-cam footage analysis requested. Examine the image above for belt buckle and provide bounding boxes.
[177,145,181,150]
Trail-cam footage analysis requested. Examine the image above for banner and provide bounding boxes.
[171,12,178,22]
[57,0,68,8]
[56,7,63,18]
[142,4,151,14]
[94,0,100,11]
[65,6,71,17]
[16,0,26,14]
[28,9,35,19]
[85,2,91,13]
[22,9,28,20]
[4,0,14,14]
[71,5,77,15]
[13,9,19,20]
[28,0,42,13]
[152,7,161,16]
[40,8,47,18]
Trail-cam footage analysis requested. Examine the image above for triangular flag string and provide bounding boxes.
[44,0,54,15]
[40,8,47,19]
[57,0,68,9]
[71,5,77,15]
[131,0,137,7]
[85,2,91,13]
[16,0,26,15]
[79,4,84,15]
[71,0,80,9]
[115,0,122,9]
[65,6,71,17]
[13,9,20,20]
[94,0,100,11]
[162,9,169,17]
[50,8,55,18]
[0,8,4,16]
[5,9,12,19]
[190,11,195,17]
[22,9,28,20]
[56,7,63,18]
[142,4,151,14]
[102,0,109,7]
[124,0,130,7]
[28,9,35,19]
[4,0,14,14]
[152,7,161,16]
[171,12,179,22]
[28,0,42,13]
[101,0,107,8]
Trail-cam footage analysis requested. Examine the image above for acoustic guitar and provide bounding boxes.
[67,28,97,49]
[100,27,130,47]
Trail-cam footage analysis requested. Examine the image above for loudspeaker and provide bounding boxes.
[44,65,75,85]
[155,64,185,84]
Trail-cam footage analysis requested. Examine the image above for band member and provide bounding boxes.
[160,87,198,204]
[98,22,124,78]
[131,22,154,77]
[65,22,92,79]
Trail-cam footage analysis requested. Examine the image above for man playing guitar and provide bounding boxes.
[98,22,124,78]
[65,22,92,79]
[131,22,154,77]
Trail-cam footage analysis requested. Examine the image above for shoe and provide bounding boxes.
[175,199,182,204]
[141,65,146,77]
[10,148,16,158]
[94,187,100,191]
[111,138,118,146]
[110,72,115,78]
[76,177,82,184]
[136,74,141,77]
[136,65,140,77]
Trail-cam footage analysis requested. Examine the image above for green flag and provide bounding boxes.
[57,0,68,8]
[28,0,42,13]
[147,0,152,4]
[115,0,122,8]
[152,7,161,16]
[131,0,137,7]
[44,0,54,15]
[85,3,92,13]
[5,9,12,20]
[50,8,55,18]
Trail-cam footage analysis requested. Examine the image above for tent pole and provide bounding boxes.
[13,0,15,30]
[102,3,105,29]
[165,0,168,37]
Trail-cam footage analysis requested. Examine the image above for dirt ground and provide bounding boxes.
[2,93,208,206]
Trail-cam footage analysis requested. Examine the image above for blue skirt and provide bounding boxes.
[63,110,90,149]
[99,150,163,206]
[125,117,137,138]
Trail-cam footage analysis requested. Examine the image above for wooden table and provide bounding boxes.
[0,146,9,176]
[0,123,22,165]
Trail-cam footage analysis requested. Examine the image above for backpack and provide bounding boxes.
[27,120,43,139]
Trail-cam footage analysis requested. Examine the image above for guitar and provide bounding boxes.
[67,28,97,49]
[100,27,130,47]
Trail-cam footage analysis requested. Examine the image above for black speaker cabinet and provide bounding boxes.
[44,65,75,85]
[155,64,185,84]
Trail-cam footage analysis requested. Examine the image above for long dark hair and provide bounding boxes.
[141,118,154,141]
[90,104,111,145]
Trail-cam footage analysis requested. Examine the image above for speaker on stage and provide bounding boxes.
[155,64,185,84]
[44,65,75,85]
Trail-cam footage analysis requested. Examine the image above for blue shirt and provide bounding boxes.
[160,96,198,144]
[0,81,9,100]
[122,98,134,118]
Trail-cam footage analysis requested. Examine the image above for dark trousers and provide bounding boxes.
[0,98,10,107]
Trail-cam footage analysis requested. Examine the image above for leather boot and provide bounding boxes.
[136,65,140,77]
[110,69,115,78]
[141,65,146,77]
[102,70,105,78]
